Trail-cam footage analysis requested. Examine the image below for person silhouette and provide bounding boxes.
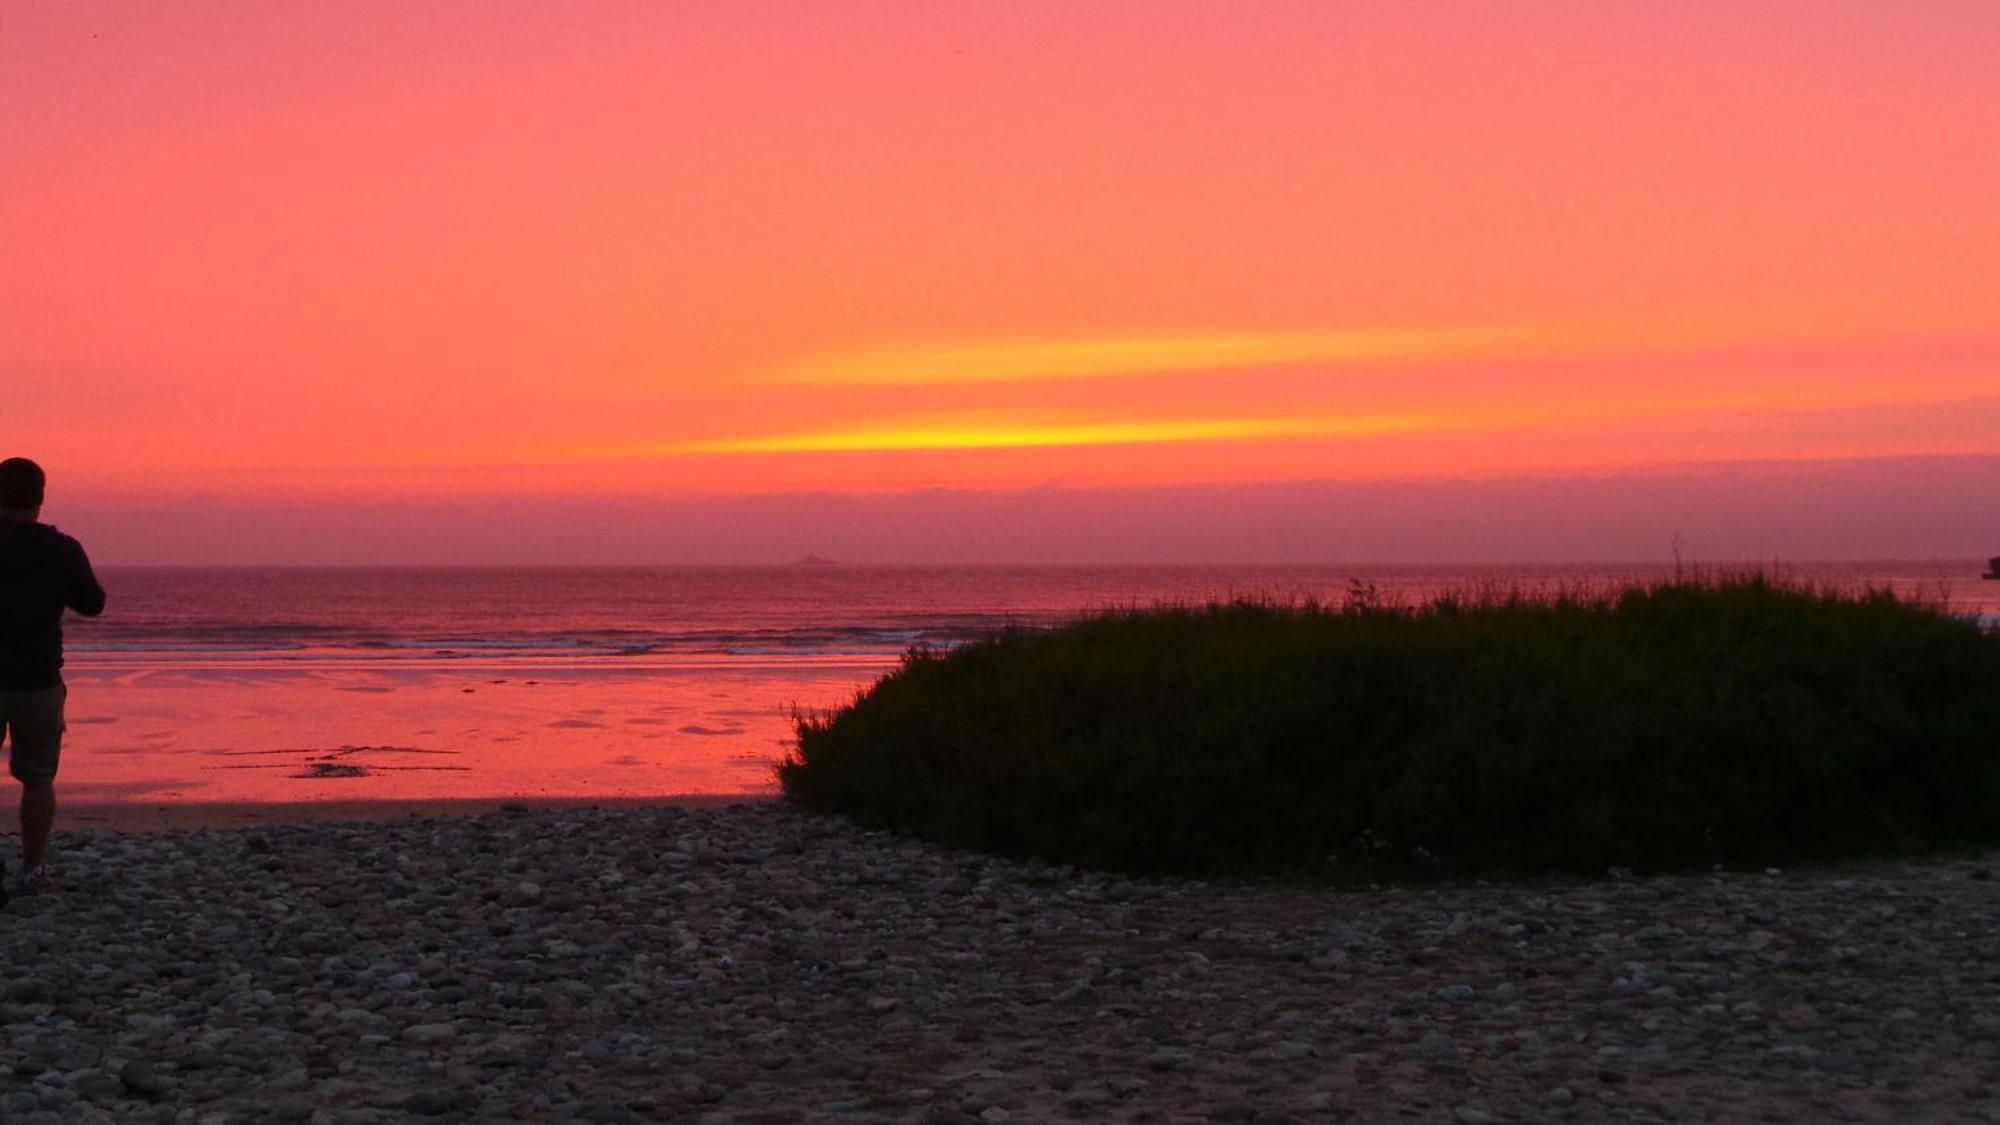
[0,458,106,902]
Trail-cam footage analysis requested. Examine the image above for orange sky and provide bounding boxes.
[6,3,1997,560]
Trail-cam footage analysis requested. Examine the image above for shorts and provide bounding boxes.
[1,683,65,785]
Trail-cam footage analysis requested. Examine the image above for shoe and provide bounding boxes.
[11,865,54,896]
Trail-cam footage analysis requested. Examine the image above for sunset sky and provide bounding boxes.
[7,3,1997,563]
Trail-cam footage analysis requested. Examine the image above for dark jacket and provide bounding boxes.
[0,519,106,690]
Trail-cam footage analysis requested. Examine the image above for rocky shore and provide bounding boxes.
[3,802,1996,1123]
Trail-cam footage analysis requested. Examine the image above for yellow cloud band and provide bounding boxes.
[765,331,1520,385]
[672,415,1432,454]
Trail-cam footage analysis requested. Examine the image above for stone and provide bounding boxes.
[118,1061,170,1099]
[5,802,1993,1124]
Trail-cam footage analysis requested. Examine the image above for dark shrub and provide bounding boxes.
[779,577,2000,877]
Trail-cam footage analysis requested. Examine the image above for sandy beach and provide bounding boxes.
[4,800,1996,1124]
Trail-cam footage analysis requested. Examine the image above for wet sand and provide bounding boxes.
[54,659,880,808]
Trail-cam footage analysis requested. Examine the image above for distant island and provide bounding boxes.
[790,553,837,566]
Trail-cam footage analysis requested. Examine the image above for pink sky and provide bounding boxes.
[7,3,1997,562]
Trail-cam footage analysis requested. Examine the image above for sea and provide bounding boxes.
[59,562,1999,807]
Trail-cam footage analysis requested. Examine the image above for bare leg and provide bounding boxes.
[21,782,53,869]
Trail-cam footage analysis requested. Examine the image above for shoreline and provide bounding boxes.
[54,793,774,834]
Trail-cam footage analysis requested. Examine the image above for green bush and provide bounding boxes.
[779,576,2000,878]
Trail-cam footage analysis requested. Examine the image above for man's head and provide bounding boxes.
[0,457,47,519]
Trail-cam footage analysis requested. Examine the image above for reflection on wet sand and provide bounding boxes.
[56,659,889,805]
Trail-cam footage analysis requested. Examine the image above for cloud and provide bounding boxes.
[65,454,2000,565]
[666,413,1436,454]
[761,331,1521,385]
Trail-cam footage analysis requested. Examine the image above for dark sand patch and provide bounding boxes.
[293,762,370,779]
[207,745,459,758]
[56,793,769,833]
[56,779,198,801]
[202,745,472,778]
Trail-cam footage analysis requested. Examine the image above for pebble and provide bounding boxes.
[1,802,1993,1122]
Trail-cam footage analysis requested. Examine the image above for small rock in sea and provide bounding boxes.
[1436,984,1476,1001]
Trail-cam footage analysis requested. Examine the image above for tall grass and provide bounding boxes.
[779,575,2000,878]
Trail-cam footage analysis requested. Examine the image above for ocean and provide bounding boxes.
[59,562,1998,806]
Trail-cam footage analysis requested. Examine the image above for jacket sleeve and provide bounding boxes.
[65,538,106,618]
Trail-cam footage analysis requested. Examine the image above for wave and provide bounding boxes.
[61,564,1998,664]
[69,642,309,653]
